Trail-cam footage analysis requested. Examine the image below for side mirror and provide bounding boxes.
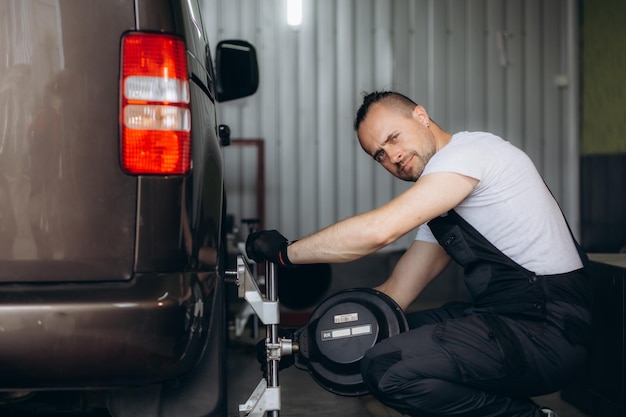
[215,40,259,102]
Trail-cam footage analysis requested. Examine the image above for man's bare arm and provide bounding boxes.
[287,172,477,264]
[375,240,451,310]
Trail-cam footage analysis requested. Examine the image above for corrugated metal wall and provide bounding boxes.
[201,0,580,248]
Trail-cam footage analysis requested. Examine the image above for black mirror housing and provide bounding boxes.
[215,40,259,102]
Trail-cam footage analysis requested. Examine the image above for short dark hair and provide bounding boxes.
[354,91,418,130]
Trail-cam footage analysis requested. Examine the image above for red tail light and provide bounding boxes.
[120,32,191,175]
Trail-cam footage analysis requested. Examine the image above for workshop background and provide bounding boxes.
[204,0,625,256]
[205,0,576,250]
[214,3,626,413]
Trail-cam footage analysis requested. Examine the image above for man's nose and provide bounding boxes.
[391,148,403,164]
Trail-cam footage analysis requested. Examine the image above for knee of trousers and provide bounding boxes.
[360,346,404,397]
[361,347,437,416]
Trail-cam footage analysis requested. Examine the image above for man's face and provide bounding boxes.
[357,103,436,182]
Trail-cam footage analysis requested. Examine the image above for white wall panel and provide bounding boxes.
[448,0,468,132]
[523,0,544,164]
[334,0,357,223]
[201,0,580,247]
[316,0,338,230]
[354,1,376,215]
[504,0,524,149]
[542,0,565,197]
[466,0,487,132]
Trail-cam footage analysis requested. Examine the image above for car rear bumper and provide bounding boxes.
[0,271,219,390]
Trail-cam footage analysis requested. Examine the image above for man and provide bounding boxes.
[246,91,591,417]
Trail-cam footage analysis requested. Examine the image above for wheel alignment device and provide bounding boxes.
[229,255,409,414]
[229,256,289,417]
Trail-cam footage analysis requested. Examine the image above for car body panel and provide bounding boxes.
[0,5,255,415]
[0,272,214,388]
[0,0,137,281]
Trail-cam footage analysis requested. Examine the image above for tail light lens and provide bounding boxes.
[120,32,191,175]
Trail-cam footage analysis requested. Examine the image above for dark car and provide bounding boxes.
[0,1,257,416]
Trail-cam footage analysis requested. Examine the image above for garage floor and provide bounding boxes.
[226,252,589,417]
[227,329,588,417]
[227,336,371,417]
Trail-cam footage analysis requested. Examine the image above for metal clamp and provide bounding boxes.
[233,256,284,417]
[235,256,279,325]
[238,379,281,417]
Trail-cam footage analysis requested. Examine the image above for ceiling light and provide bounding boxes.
[287,0,302,27]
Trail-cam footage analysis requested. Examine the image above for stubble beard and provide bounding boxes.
[398,150,433,182]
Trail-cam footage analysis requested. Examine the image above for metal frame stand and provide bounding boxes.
[231,256,295,417]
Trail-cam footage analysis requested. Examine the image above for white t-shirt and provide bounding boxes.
[415,131,583,275]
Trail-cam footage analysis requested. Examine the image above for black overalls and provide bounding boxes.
[361,210,592,417]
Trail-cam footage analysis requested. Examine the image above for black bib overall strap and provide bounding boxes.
[427,210,592,349]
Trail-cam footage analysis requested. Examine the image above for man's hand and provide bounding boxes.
[245,230,293,265]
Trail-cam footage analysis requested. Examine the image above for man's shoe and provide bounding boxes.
[540,407,558,417]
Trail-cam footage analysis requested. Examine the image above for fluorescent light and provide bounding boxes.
[287,0,302,27]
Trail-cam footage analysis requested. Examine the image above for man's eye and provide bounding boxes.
[375,151,385,163]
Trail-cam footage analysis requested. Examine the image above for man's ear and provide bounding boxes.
[412,105,429,126]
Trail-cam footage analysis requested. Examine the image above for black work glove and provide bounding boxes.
[255,328,297,379]
[245,230,293,265]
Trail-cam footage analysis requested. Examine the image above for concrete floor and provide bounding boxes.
[227,329,588,417]
[227,338,371,417]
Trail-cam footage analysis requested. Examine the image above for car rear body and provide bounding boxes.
[0,0,257,415]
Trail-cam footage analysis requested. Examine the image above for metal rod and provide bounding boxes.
[266,261,279,417]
